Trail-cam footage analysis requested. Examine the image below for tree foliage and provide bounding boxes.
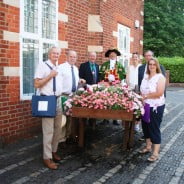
[144,0,184,57]
[159,57,184,82]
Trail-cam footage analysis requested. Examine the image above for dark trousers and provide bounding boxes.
[142,105,165,144]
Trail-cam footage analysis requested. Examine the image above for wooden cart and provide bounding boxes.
[72,107,135,150]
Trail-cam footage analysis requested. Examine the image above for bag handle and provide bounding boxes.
[45,63,56,95]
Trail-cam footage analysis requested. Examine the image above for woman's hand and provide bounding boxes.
[142,94,148,101]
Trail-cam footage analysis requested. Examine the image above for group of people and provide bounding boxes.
[34,47,166,169]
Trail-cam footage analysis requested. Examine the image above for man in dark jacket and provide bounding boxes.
[79,52,99,85]
[79,52,100,129]
[138,50,166,88]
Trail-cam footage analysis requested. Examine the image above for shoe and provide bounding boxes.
[113,120,119,125]
[43,159,58,170]
[139,147,152,154]
[52,152,61,162]
[147,154,159,162]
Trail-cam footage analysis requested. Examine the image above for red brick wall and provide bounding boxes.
[58,0,67,63]
[64,0,89,64]
[99,0,144,62]
[62,0,144,65]
[0,0,144,144]
[0,1,41,144]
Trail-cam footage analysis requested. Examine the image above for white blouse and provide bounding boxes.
[128,64,141,89]
[140,73,165,109]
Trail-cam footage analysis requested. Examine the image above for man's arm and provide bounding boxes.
[160,64,166,76]
[117,62,126,80]
[138,65,144,88]
[96,64,100,83]
[79,63,85,79]
[34,70,58,88]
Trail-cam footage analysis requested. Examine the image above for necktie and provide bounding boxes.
[92,64,96,84]
[71,66,76,92]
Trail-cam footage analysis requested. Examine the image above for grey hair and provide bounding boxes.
[67,50,77,56]
[88,51,96,56]
[144,50,154,56]
[48,46,61,55]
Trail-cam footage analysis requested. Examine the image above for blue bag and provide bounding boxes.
[32,63,57,117]
[32,95,57,117]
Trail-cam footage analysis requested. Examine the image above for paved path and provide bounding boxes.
[0,87,184,184]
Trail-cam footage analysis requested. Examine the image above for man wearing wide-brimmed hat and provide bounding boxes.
[99,48,126,125]
[99,48,126,81]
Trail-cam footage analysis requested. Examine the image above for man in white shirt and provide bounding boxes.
[59,50,80,95]
[34,47,63,170]
[59,50,85,143]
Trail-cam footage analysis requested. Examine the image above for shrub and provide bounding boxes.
[158,57,184,83]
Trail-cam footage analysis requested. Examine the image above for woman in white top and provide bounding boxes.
[126,52,141,90]
[139,58,166,162]
[126,53,141,131]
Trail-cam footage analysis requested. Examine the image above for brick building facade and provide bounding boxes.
[0,0,144,144]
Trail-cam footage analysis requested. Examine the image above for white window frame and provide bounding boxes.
[19,0,58,100]
[117,23,130,72]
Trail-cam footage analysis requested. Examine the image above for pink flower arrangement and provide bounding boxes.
[64,85,144,118]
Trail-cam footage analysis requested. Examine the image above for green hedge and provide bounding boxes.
[158,57,184,83]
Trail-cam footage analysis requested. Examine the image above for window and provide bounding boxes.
[20,0,58,99]
[22,39,39,95]
[117,24,130,72]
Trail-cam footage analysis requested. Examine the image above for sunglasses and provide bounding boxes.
[149,63,156,66]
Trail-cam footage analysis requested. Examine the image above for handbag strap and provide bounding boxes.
[45,63,56,95]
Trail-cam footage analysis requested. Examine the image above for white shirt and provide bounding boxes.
[110,59,116,69]
[59,62,79,94]
[34,60,63,96]
[140,73,165,109]
[128,64,141,89]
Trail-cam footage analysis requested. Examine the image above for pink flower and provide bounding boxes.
[63,85,144,117]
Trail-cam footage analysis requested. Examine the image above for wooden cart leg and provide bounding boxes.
[78,118,85,147]
[128,121,135,148]
[122,121,130,150]
[92,118,96,130]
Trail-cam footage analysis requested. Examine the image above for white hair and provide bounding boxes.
[67,50,77,57]
[88,52,96,56]
[48,46,61,55]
